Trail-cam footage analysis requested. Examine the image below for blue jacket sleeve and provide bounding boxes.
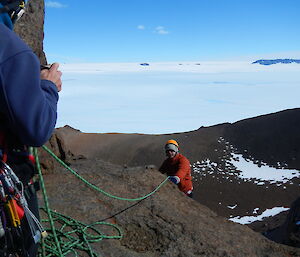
[0,50,59,146]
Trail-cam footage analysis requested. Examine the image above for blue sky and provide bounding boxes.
[44,0,300,63]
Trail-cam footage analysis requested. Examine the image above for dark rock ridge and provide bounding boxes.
[14,0,47,64]
[54,108,300,171]
[223,108,300,169]
[252,59,300,65]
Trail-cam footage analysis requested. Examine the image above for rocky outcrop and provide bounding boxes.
[38,132,71,174]
[42,158,300,257]
[14,0,47,64]
[38,126,85,174]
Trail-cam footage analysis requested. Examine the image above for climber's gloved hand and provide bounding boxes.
[168,176,180,185]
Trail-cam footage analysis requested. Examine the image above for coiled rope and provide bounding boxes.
[33,146,169,256]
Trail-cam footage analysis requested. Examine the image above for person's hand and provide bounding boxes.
[41,63,62,92]
[168,176,180,184]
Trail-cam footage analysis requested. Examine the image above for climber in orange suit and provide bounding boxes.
[159,140,193,198]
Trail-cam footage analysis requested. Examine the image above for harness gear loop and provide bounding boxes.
[0,159,44,256]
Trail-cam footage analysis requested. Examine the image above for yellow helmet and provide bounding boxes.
[165,139,179,148]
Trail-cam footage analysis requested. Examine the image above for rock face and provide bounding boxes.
[41,158,300,257]
[38,126,86,174]
[14,0,47,64]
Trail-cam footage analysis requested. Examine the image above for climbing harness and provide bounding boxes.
[0,127,44,256]
[34,146,169,257]
[0,160,45,256]
[0,0,26,24]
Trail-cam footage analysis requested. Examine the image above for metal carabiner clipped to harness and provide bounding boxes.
[0,0,26,24]
[0,160,46,246]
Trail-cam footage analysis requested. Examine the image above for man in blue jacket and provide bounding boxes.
[0,1,62,256]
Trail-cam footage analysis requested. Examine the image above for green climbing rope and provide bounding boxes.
[42,145,169,201]
[35,147,123,257]
[38,207,123,257]
[34,147,63,256]
[34,145,169,256]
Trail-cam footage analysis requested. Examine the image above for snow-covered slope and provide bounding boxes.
[192,136,300,225]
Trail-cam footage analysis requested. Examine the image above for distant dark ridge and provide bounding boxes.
[252,59,300,65]
[224,108,300,169]
[55,108,300,170]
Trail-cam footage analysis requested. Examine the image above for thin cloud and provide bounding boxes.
[45,1,67,8]
[137,25,145,30]
[154,26,169,35]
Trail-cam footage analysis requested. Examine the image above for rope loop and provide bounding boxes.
[34,145,169,256]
